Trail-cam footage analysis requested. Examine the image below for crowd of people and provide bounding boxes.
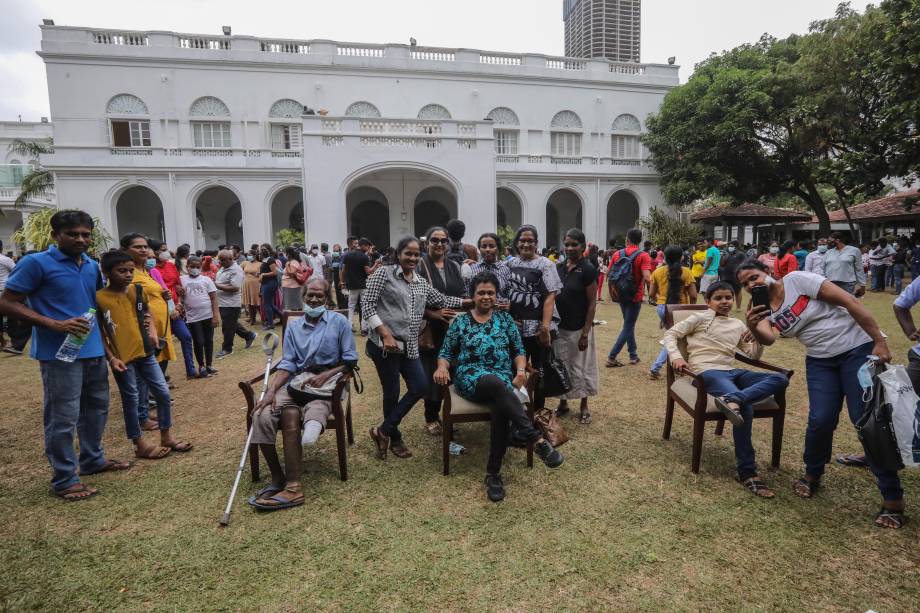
[1,210,918,526]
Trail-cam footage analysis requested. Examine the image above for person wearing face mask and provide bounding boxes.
[214,249,256,359]
[868,237,896,292]
[757,241,779,274]
[180,255,220,378]
[823,232,866,296]
[329,243,345,308]
[249,279,358,511]
[719,240,746,310]
[306,244,326,284]
[774,240,799,280]
[738,259,907,529]
[241,249,262,326]
[258,243,281,329]
[803,238,829,276]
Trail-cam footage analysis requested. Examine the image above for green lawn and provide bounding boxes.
[1,293,918,611]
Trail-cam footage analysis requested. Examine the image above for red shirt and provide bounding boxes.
[156,260,181,302]
[775,253,798,279]
[611,245,652,302]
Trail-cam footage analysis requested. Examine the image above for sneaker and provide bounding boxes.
[244,334,256,349]
[648,370,661,381]
[198,367,209,378]
[714,396,744,427]
[205,367,218,375]
[484,474,505,502]
[215,350,232,360]
[534,440,564,468]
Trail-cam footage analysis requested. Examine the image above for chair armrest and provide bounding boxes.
[332,371,353,397]
[734,352,794,379]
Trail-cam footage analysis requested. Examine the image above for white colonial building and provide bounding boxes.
[36,24,678,250]
[1,120,54,255]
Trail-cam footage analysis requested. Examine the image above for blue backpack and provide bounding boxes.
[608,248,641,302]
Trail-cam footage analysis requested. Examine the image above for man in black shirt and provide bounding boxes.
[718,240,746,310]
[341,238,377,333]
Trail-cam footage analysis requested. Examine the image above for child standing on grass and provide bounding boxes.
[97,251,192,458]
[181,255,220,378]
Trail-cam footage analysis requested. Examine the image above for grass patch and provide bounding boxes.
[0,294,918,611]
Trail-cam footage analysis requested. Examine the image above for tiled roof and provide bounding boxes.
[822,190,920,222]
[690,203,812,222]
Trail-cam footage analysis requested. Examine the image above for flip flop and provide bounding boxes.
[605,359,624,368]
[248,492,304,511]
[835,453,869,468]
[165,441,193,453]
[79,459,133,476]
[52,483,99,502]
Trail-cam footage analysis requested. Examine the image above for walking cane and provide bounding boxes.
[219,332,280,527]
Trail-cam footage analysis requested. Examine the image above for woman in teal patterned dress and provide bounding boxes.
[435,271,564,502]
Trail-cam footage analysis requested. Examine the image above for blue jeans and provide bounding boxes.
[113,354,173,440]
[39,357,110,491]
[171,316,196,377]
[260,281,280,325]
[366,340,428,442]
[871,265,887,291]
[650,305,668,374]
[805,340,903,501]
[608,300,642,361]
[700,369,789,480]
[912,260,920,281]
[892,264,905,293]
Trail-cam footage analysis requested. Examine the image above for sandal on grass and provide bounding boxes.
[165,441,193,453]
[135,445,171,460]
[53,483,98,502]
[835,453,869,468]
[605,359,624,368]
[792,477,820,499]
[739,476,775,499]
[248,489,304,511]
[79,459,133,475]
[246,484,283,507]
[424,421,443,437]
[874,507,908,529]
[579,409,592,425]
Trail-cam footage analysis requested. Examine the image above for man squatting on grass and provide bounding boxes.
[664,281,789,498]
[248,278,358,511]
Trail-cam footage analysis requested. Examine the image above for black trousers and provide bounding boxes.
[6,315,31,351]
[218,306,252,352]
[522,335,549,410]
[188,318,214,368]
[471,375,541,475]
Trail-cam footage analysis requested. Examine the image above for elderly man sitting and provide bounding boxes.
[248,279,358,511]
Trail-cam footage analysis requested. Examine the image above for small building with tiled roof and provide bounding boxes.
[790,190,920,242]
[689,203,812,245]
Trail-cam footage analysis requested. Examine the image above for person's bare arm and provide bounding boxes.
[209,292,221,327]
[649,278,659,304]
[580,281,597,351]
[0,289,90,335]
[893,303,920,342]
[254,370,292,414]
[745,305,776,346]
[538,292,557,347]
[817,280,890,361]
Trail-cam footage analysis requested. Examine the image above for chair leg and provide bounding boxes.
[691,415,705,474]
[335,422,348,481]
[662,396,675,440]
[345,399,354,445]
[771,414,784,468]
[442,418,451,476]
[714,418,725,437]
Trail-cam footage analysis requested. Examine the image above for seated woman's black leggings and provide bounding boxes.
[471,375,541,475]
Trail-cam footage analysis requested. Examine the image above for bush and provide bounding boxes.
[274,228,304,250]
[637,207,702,248]
[11,208,112,256]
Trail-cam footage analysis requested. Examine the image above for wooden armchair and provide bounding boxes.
[663,304,794,474]
[438,370,540,476]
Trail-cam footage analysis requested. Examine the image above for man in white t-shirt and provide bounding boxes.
[0,242,15,350]
[214,250,256,359]
[306,245,325,282]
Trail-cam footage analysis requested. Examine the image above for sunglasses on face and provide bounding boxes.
[428,238,448,245]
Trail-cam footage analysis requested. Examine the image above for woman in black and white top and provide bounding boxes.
[362,236,470,461]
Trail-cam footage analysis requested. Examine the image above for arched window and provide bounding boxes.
[611,113,642,160]
[550,110,582,157]
[487,107,520,156]
[8,159,25,184]
[345,101,381,118]
[107,94,151,148]
[189,96,231,149]
[269,99,303,118]
[417,104,451,120]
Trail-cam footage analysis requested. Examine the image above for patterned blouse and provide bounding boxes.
[438,310,525,400]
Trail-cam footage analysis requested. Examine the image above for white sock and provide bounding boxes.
[301,420,323,446]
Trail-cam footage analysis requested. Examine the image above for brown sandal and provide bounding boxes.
[53,483,98,502]
[424,421,443,436]
[740,476,775,498]
[79,459,133,475]
[135,445,171,460]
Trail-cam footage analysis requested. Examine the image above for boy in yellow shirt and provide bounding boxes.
[97,251,192,459]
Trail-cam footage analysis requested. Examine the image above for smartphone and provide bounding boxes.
[750,285,771,313]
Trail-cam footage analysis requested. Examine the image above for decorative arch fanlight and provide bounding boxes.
[486,107,520,126]
[344,101,381,118]
[269,99,304,118]
[551,110,582,130]
[106,93,149,115]
[612,113,641,132]
[417,104,451,120]
[189,96,230,117]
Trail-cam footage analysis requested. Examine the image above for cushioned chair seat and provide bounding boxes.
[670,376,780,413]
[447,385,490,416]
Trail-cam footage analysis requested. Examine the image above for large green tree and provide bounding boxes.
[644,2,919,235]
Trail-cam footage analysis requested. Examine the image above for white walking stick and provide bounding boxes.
[219,332,280,527]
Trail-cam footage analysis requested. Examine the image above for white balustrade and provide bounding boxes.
[410,48,455,62]
[609,63,645,75]
[545,57,586,70]
[337,45,384,57]
[109,148,153,156]
[260,40,310,54]
[180,37,230,50]
[93,32,148,46]
[480,54,522,66]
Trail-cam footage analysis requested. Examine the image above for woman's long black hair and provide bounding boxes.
[663,245,685,305]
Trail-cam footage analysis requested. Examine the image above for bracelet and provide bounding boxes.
[516,369,526,374]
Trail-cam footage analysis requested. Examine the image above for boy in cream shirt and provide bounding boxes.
[664,281,788,497]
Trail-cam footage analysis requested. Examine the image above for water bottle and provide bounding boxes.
[448,441,466,456]
[55,308,96,363]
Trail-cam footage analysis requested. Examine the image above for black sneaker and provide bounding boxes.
[484,474,505,502]
[534,440,564,468]
[244,334,256,349]
[714,397,744,427]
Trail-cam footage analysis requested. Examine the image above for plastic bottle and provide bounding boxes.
[55,308,96,363]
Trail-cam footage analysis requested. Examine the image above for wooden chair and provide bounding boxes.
[663,304,794,474]
[241,308,355,482]
[439,371,540,476]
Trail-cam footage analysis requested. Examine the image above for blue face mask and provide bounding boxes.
[145,258,157,269]
[857,357,878,392]
[817,245,828,254]
[304,304,326,318]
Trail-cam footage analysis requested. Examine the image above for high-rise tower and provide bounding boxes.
[563,0,641,63]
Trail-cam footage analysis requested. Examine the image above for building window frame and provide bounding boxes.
[269,122,302,151]
[191,121,232,149]
[551,131,582,157]
[110,119,151,148]
[495,130,519,155]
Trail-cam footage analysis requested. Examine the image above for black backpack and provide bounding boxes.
[446,241,467,265]
[607,248,641,302]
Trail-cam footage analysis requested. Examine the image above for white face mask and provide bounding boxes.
[188,268,201,277]
[764,275,776,286]
[158,252,171,262]
[727,247,736,253]
[769,247,779,255]
[817,245,828,253]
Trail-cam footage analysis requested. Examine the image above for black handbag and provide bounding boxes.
[855,363,905,472]
[540,347,573,398]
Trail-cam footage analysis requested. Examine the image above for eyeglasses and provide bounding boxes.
[428,238,448,245]
[518,239,536,246]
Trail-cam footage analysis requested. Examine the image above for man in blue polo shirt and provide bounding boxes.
[0,210,131,501]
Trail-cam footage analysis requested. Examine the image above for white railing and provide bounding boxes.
[180,37,230,50]
[93,32,148,46]
[480,54,522,66]
[496,155,518,163]
[359,120,442,135]
[411,48,455,62]
[322,136,345,146]
[609,63,645,75]
[359,136,441,148]
[260,40,310,54]
[457,139,476,149]
[337,45,384,57]
[321,120,342,132]
[110,148,152,156]
[271,150,302,157]
[551,156,583,165]
[545,57,586,70]
[191,148,234,156]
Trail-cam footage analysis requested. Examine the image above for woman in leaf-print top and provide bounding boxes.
[435,271,564,502]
